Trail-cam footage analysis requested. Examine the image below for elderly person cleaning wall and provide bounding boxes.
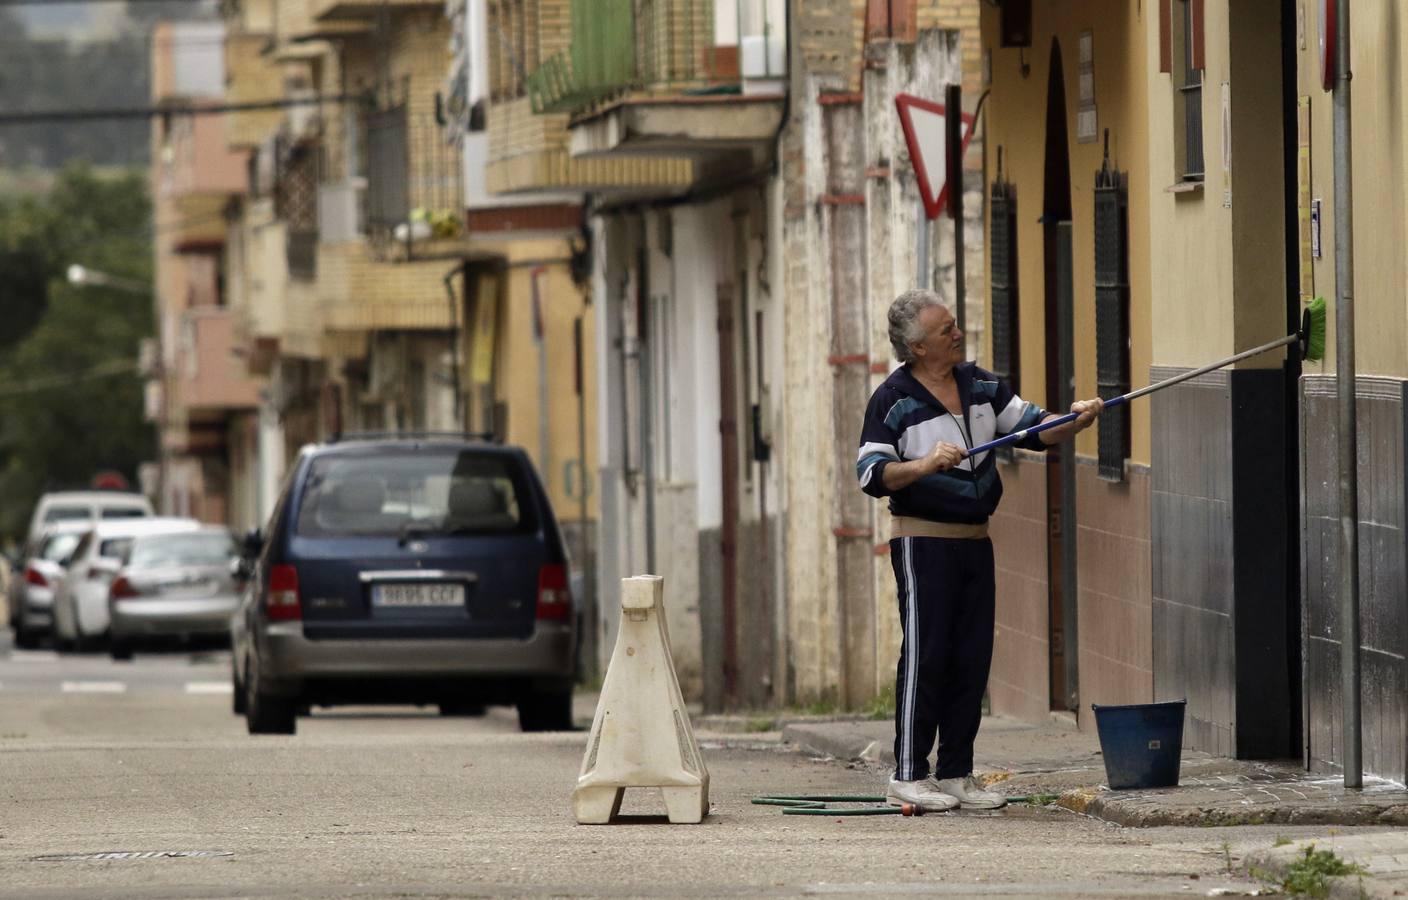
[857,288,1103,812]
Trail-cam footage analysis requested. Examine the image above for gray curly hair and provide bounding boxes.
[888,289,947,364]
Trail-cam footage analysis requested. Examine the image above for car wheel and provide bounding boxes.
[13,624,38,650]
[244,660,297,735]
[109,640,134,662]
[439,702,487,717]
[231,664,247,715]
[517,690,573,732]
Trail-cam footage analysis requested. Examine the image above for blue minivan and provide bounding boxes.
[231,435,578,735]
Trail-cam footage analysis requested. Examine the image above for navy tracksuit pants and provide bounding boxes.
[890,535,996,782]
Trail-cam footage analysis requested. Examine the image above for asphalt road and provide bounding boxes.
[0,632,1326,898]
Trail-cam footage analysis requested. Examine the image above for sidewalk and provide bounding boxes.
[742,711,1408,896]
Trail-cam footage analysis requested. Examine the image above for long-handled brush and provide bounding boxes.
[964,297,1327,458]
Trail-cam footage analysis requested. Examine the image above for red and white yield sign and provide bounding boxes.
[895,92,977,221]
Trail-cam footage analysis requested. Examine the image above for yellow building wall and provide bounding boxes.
[981,1,1151,465]
[482,240,599,521]
[1295,2,1408,378]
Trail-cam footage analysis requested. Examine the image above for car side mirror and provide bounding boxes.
[242,528,263,559]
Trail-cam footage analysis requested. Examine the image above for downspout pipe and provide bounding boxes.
[1332,0,1361,790]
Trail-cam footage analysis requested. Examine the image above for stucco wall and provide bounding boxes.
[982,0,1152,466]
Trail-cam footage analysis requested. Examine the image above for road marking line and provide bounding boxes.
[61,681,127,693]
[9,651,60,663]
[185,682,232,694]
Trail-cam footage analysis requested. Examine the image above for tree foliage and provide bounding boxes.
[0,165,154,541]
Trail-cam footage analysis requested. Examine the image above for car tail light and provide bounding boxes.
[536,563,571,622]
[109,576,140,600]
[267,564,302,621]
[23,566,47,588]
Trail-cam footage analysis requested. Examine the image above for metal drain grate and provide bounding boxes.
[34,850,233,862]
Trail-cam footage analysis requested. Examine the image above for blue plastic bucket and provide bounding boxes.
[1090,699,1186,790]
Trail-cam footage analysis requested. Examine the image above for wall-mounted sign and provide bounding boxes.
[1077,31,1097,143]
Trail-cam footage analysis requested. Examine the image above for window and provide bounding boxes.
[44,506,90,523]
[1094,159,1131,481]
[39,533,82,564]
[100,507,147,520]
[294,451,534,537]
[488,0,529,101]
[128,532,239,569]
[276,142,320,280]
[990,161,1020,462]
[1171,0,1204,182]
[989,157,1020,394]
[363,105,409,232]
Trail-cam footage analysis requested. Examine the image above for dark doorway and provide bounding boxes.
[1041,39,1078,712]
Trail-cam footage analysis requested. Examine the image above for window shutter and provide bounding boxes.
[990,156,1020,461]
[1159,0,1172,73]
[1190,0,1205,70]
[889,0,917,43]
[1093,156,1130,482]
[866,0,890,40]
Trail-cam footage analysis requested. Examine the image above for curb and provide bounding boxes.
[1058,789,1408,829]
[1243,841,1399,900]
[781,722,890,765]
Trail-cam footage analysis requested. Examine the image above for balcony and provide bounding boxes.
[362,104,464,250]
[275,0,368,46]
[159,109,248,252]
[312,0,438,22]
[171,309,262,416]
[525,0,785,159]
[224,33,285,149]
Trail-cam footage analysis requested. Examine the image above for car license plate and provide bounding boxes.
[372,583,465,608]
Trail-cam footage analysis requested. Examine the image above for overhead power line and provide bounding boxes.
[0,94,357,126]
[0,360,138,398]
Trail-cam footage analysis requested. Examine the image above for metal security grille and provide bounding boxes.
[1178,0,1204,180]
[990,158,1020,463]
[989,161,1019,393]
[276,143,319,280]
[1094,151,1130,481]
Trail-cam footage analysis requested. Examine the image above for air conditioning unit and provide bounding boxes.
[318,179,365,242]
[740,34,785,96]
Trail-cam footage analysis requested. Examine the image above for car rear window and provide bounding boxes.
[295,450,534,538]
[44,506,90,522]
[98,538,134,559]
[39,533,82,563]
[100,507,148,520]
[128,532,238,568]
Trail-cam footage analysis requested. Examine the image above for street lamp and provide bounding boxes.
[66,262,166,509]
[66,264,151,296]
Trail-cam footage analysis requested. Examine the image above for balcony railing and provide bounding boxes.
[362,105,464,244]
[527,0,725,115]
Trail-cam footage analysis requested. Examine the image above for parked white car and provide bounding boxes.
[26,491,153,547]
[7,522,91,648]
[51,518,200,650]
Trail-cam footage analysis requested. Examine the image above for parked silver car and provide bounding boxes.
[7,523,90,648]
[108,527,242,660]
[51,518,201,651]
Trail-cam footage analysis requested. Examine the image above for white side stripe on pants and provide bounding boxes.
[901,536,918,779]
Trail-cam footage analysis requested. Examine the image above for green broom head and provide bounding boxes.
[1300,296,1327,362]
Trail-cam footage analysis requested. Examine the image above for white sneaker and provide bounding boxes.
[935,774,1007,809]
[886,777,960,812]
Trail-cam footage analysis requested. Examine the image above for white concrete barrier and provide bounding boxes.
[572,575,710,824]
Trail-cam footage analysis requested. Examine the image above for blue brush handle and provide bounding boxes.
[958,331,1302,459]
[963,395,1127,458]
